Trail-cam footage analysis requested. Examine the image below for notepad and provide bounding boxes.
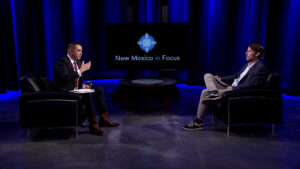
[69,89,95,94]
[216,78,229,87]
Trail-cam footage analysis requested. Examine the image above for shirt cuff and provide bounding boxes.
[77,70,82,77]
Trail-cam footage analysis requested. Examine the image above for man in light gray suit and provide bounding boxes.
[183,43,268,131]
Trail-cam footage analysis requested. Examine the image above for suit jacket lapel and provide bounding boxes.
[64,56,73,73]
[239,61,259,82]
[237,64,248,77]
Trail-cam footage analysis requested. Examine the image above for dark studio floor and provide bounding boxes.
[0,79,300,169]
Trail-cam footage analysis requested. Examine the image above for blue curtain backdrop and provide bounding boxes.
[0,0,299,94]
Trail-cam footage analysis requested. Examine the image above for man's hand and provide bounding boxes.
[79,61,91,73]
[215,76,221,81]
[82,84,91,89]
[226,86,233,91]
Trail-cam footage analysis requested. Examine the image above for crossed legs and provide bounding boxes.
[197,73,228,120]
[183,73,228,131]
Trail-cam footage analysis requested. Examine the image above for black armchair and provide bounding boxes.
[19,73,86,138]
[209,74,282,136]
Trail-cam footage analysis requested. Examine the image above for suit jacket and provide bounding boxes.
[221,61,268,90]
[53,56,83,91]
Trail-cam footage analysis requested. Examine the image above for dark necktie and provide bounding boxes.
[73,61,79,89]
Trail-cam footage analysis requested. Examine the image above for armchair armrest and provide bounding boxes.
[19,91,85,128]
[20,91,82,101]
[222,89,282,101]
[213,89,282,124]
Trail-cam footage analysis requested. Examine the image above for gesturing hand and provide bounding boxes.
[82,84,91,89]
[80,61,91,73]
[215,76,221,81]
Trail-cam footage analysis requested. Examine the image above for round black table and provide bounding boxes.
[115,78,179,111]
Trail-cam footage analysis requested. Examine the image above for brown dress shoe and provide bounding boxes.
[89,125,103,136]
[89,117,103,136]
[99,112,120,127]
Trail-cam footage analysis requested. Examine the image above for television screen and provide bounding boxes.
[106,23,189,69]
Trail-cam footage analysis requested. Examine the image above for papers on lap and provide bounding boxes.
[69,89,95,94]
[216,78,229,87]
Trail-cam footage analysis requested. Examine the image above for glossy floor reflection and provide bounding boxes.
[0,82,300,169]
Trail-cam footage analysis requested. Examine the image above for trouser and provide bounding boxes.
[82,86,108,119]
[196,73,228,120]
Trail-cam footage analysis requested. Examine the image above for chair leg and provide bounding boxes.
[227,124,230,137]
[272,124,275,137]
[27,128,30,139]
[211,115,215,125]
[75,102,79,139]
[227,99,231,137]
[75,126,78,139]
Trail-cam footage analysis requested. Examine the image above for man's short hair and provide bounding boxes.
[67,41,82,50]
[249,43,264,60]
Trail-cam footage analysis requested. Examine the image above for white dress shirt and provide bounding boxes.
[231,61,258,87]
[67,55,81,77]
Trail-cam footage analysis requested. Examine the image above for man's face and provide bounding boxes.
[70,44,82,61]
[245,47,259,62]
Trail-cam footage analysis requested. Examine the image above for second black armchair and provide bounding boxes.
[208,74,282,136]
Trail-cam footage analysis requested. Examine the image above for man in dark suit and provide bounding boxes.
[183,43,268,131]
[53,41,119,136]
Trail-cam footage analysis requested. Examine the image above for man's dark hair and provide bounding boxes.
[249,43,264,60]
[67,41,82,50]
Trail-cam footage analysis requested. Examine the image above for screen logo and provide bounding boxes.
[137,33,157,53]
